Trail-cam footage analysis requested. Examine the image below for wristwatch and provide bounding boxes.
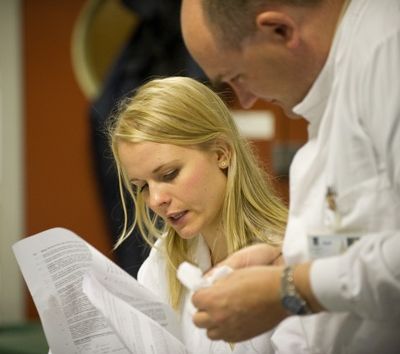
[280,265,312,315]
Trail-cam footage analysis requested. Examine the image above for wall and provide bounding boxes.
[0,0,24,324]
[23,0,113,318]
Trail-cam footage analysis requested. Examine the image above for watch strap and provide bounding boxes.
[280,265,312,315]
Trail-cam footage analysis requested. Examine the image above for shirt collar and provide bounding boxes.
[292,1,352,131]
[292,47,337,133]
[193,235,212,272]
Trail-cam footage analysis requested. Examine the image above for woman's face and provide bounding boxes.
[118,141,228,241]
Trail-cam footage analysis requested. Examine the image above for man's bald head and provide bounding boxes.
[194,0,323,49]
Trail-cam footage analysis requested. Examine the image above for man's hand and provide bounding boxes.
[192,266,288,342]
[216,243,283,270]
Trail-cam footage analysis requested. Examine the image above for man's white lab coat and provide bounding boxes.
[272,0,400,352]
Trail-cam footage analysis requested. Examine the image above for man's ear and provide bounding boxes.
[255,11,300,48]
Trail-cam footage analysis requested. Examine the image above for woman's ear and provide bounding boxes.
[255,10,300,49]
[214,137,232,168]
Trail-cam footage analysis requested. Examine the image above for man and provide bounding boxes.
[180,0,400,353]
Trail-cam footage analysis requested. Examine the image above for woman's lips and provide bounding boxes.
[168,211,188,226]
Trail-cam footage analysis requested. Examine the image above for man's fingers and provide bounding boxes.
[193,311,225,340]
[214,255,242,270]
[215,244,282,270]
[207,327,223,340]
[191,287,211,309]
[192,310,214,329]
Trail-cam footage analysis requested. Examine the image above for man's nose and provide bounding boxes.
[229,81,258,109]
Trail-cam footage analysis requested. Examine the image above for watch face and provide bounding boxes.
[282,295,304,314]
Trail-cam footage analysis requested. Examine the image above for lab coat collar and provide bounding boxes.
[192,235,213,272]
[292,1,352,136]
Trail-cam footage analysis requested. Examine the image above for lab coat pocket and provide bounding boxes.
[335,172,400,232]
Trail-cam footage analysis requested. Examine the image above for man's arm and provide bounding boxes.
[191,258,324,342]
[192,232,400,342]
[311,231,400,322]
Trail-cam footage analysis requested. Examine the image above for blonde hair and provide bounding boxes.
[109,76,287,308]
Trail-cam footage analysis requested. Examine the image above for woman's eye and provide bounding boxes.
[132,183,147,194]
[163,170,178,181]
[139,183,148,192]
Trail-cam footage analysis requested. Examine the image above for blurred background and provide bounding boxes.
[0,0,306,352]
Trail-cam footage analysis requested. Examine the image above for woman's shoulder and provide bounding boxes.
[137,237,170,302]
[138,237,168,274]
[139,237,163,268]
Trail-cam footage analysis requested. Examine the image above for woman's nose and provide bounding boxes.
[147,184,171,212]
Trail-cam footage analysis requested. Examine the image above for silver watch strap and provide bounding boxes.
[281,265,312,315]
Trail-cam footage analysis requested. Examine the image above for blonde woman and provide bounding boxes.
[109,76,286,353]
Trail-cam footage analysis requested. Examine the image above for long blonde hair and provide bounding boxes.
[109,77,287,308]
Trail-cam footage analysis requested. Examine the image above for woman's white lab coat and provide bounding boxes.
[138,235,275,354]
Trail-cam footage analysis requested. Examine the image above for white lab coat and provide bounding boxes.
[272,0,400,353]
[138,235,275,354]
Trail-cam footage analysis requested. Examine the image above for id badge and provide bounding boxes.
[308,186,361,259]
[308,233,360,259]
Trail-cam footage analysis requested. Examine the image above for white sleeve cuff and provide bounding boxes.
[310,256,349,312]
[310,233,400,322]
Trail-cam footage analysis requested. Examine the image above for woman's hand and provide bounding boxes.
[216,243,283,270]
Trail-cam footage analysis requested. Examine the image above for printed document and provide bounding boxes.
[12,228,188,354]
